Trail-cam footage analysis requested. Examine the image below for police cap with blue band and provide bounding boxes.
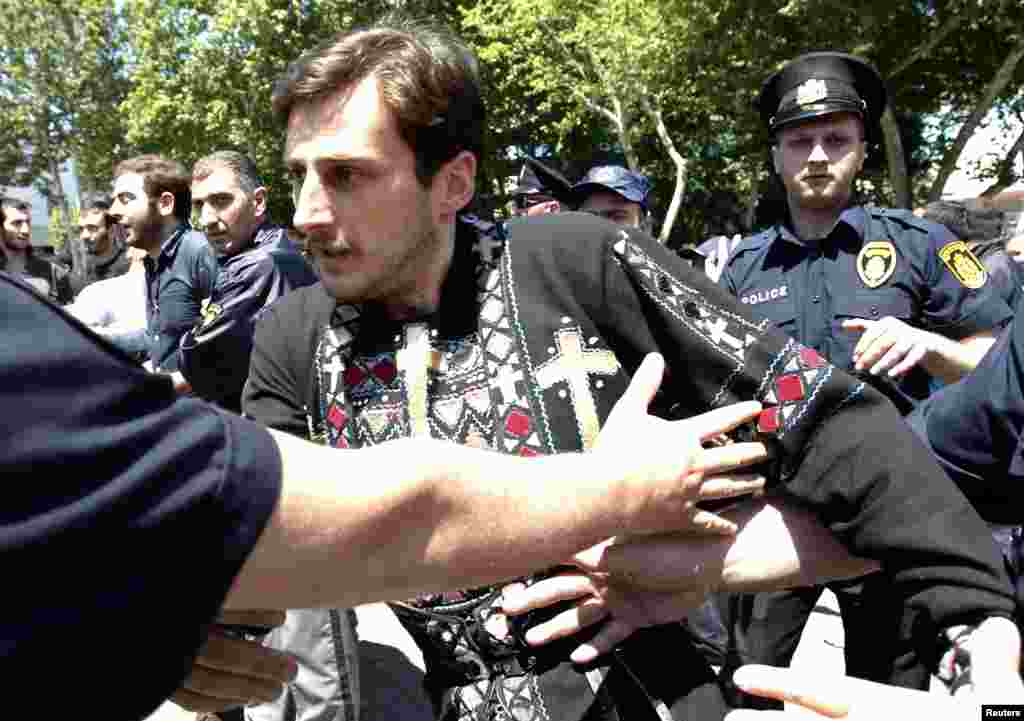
[757,52,887,138]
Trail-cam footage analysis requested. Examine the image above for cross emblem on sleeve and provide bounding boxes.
[535,328,620,449]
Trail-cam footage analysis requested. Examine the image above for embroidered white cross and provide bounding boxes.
[535,328,620,449]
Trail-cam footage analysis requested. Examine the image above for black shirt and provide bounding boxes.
[179,223,317,412]
[0,272,282,721]
[720,206,1013,402]
[143,224,218,372]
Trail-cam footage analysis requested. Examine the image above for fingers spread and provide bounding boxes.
[523,598,609,646]
[569,617,634,664]
[691,442,769,474]
[619,353,666,412]
[687,402,763,441]
[501,574,596,615]
[696,473,765,501]
[731,665,849,718]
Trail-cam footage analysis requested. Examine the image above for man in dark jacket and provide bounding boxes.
[179,151,317,412]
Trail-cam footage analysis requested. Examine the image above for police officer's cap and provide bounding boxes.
[572,165,652,207]
[757,52,887,137]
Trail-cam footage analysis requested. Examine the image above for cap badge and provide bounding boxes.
[796,78,828,107]
[856,240,897,288]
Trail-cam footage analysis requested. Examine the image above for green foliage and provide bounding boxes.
[2,0,1022,239]
[48,205,79,252]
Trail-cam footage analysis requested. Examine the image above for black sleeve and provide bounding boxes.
[541,217,1015,634]
[242,292,316,438]
[0,273,283,721]
[908,314,1024,525]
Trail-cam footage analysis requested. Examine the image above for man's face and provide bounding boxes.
[2,206,32,251]
[773,113,865,213]
[284,76,445,306]
[78,210,112,255]
[110,172,163,251]
[579,190,643,227]
[191,167,263,258]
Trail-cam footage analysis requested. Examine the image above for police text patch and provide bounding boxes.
[740,286,788,305]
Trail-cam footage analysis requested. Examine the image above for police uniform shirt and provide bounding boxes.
[144,223,219,372]
[179,223,317,412]
[0,272,282,721]
[909,300,1024,525]
[245,212,1014,721]
[720,206,1014,401]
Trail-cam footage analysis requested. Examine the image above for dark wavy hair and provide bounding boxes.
[272,15,485,186]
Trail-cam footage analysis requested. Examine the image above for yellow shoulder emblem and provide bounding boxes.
[938,240,987,289]
[199,297,223,329]
[856,240,897,288]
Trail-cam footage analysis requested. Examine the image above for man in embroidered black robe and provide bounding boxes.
[184,17,1018,721]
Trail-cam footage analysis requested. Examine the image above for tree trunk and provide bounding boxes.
[881,107,911,208]
[642,98,687,245]
[613,96,640,172]
[927,37,1024,203]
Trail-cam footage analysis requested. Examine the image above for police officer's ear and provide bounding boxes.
[771,142,782,176]
[251,186,269,219]
[436,149,477,222]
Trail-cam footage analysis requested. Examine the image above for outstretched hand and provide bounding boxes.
[595,352,770,536]
[842,316,934,378]
[724,665,979,720]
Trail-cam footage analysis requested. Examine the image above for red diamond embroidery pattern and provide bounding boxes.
[327,403,348,430]
[757,407,780,434]
[519,447,539,458]
[505,409,532,437]
[775,374,805,402]
[799,347,826,369]
[372,359,397,384]
[344,366,366,387]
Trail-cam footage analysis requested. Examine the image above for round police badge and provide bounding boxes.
[938,240,988,289]
[856,240,897,288]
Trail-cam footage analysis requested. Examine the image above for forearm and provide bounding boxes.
[922,331,998,384]
[597,499,877,593]
[719,499,878,590]
[227,431,645,610]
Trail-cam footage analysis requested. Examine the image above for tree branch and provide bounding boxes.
[928,37,1024,202]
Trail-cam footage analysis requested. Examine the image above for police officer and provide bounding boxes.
[573,164,652,230]
[717,52,1015,704]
